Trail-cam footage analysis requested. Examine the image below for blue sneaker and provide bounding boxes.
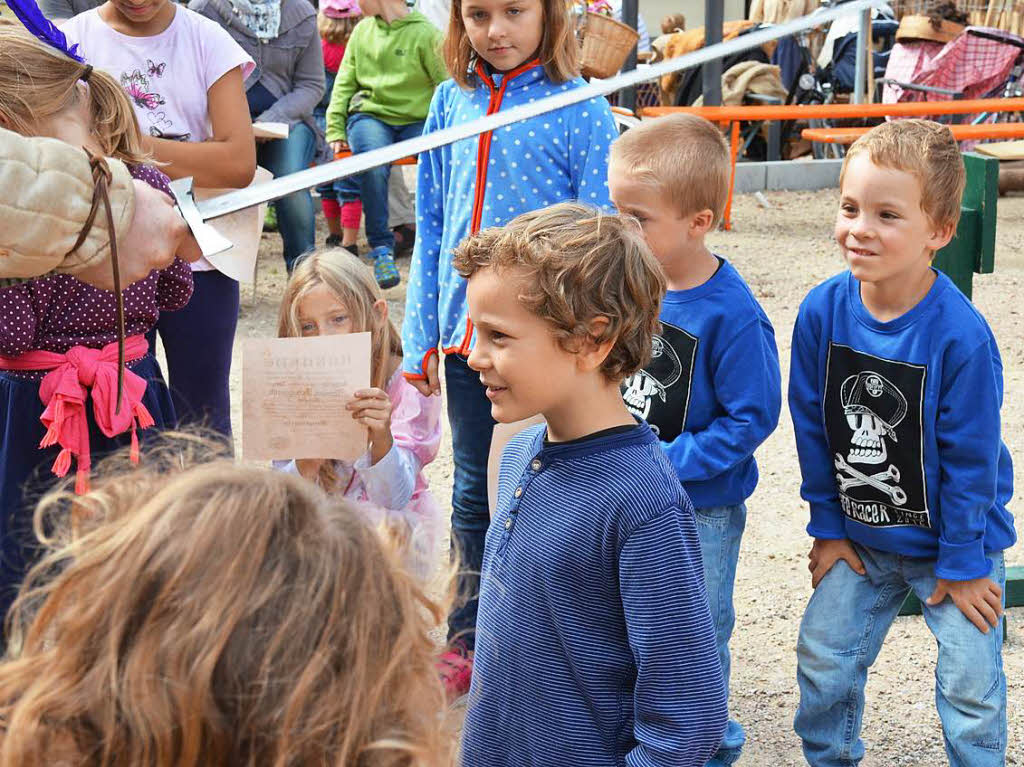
[370,245,400,289]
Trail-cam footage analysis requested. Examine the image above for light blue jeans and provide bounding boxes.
[795,543,1007,767]
[695,503,747,766]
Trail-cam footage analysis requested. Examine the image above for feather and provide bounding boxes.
[5,0,84,62]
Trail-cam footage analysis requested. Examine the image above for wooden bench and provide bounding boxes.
[638,98,1024,229]
[803,121,1024,145]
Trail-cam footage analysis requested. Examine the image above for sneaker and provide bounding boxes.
[325,234,343,248]
[392,223,416,258]
[370,245,400,289]
[437,648,473,702]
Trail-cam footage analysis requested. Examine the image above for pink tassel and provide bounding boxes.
[39,399,66,449]
[134,403,155,430]
[130,424,140,465]
[75,468,89,495]
[51,448,72,478]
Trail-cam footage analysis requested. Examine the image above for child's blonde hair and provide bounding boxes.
[840,119,965,228]
[0,438,454,767]
[278,249,403,391]
[317,11,360,45]
[0,28,149,165]
[610,113,731,226]
[453,202,664,382]
[444,0,579,89]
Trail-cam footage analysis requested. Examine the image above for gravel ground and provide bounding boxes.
[226,176,1022,765]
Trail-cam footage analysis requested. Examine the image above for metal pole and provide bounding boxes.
[702,0,724,106]
[853,7,870,104]
[620,0,639,112]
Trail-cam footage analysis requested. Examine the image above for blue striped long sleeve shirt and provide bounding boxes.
[461,423,727,767]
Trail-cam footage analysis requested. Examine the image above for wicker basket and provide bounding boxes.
[580,12,640,79]
[895,14,964,44]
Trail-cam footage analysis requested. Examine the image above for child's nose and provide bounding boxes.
[467,342,486,372]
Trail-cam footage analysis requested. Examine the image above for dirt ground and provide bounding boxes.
[228,176,1023,765]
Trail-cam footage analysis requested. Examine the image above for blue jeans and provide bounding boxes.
[795,543,1007,767]
[695,503,747,766]
[346,113,424,250]
[257,121,316,270]
[314,72,359,205]
[444,354,496,651]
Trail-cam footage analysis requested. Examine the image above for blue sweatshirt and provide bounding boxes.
[461,423,727,767]
[623,258,781,508]
[401,61,616,380]
[789,270,1016,580]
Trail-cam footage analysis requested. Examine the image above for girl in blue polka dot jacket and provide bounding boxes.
[400,0,617,698]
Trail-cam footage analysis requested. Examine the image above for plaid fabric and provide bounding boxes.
[883,29,1020,105]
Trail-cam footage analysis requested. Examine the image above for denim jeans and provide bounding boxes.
[695,503,747,766]
[345,113,425,250]
[257,120,316,270]
[444,354,496,651]
[795,543,1007,767]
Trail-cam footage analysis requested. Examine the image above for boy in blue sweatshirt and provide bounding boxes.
[789,120,1016,767]
[609,113,782,767]
[455,203,727,767]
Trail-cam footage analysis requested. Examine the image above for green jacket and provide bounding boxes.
[325,11,446,142]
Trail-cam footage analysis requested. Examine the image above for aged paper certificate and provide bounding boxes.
[242,333,371,461]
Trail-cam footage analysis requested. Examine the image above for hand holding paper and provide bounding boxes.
[347,387,394,464]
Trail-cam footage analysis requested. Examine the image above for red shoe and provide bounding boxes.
[437,648,473,702]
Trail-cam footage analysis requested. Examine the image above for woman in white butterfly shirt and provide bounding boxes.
[63,0,256,442]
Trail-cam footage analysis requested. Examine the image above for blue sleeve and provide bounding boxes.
[662,317,781,484]
[934,341,1005,580]
[401,89,446,379]
[567,96,615,210]
[620,507,727,767]
[788,299,846,539]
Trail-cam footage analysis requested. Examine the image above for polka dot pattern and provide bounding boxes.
[401,68,617,377]
[0,165,194,361]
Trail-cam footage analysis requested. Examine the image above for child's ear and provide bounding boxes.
[372,298,389,326]
[576,316,615,373]
[690,209,715,236]
[926,218,957,253]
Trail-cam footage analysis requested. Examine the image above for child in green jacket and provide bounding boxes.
[326,0,445,289]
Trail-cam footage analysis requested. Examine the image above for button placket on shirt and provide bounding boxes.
[502,455,545,536]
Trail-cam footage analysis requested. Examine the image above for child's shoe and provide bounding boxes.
[326,235,361,259]
[370,245,400,289]
[437,647,473,703]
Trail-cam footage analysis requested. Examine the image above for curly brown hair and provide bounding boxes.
[452,202,665,382]
[0,437,456,767]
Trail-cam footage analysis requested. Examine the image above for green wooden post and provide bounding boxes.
[932,152,998,300]
[899,152,1020,631]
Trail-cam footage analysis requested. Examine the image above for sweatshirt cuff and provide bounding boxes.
[403,347,438,381]
[807,503,846,540]
[935,536,992,581]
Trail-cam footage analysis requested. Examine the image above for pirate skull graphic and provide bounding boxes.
[622,335,683,422]
[840,371,907,465]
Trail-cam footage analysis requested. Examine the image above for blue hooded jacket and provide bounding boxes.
[401,61,616,379]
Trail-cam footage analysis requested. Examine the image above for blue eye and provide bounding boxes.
[332,314,349,325]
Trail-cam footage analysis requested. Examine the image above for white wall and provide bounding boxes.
[636,0,746,38]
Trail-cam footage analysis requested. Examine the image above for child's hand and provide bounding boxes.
[926,577,1004,634]
[348,388,393,463]
[808,537,866,588]
[408,354,441,397]
[331,140,350,155]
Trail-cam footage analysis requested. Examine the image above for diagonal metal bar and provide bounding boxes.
[197,0,883,222]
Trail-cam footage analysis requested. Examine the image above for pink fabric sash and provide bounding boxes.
[0,336,154,494]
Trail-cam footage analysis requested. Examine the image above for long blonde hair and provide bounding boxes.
[278,249,403,391]
[0,28,149,164]
[0,438,454,767]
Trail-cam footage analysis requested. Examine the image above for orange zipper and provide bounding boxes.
[460,59,540,355]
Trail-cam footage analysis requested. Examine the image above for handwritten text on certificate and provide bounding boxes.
[242,333,371,461]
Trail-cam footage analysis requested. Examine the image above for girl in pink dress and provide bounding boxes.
[275,249,442,578]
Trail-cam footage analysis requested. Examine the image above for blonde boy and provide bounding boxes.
[455,203,727,767]
[789,119,1016,765]
[610,113,782,766]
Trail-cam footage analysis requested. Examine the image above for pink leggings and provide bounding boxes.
[321,198,363,229]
